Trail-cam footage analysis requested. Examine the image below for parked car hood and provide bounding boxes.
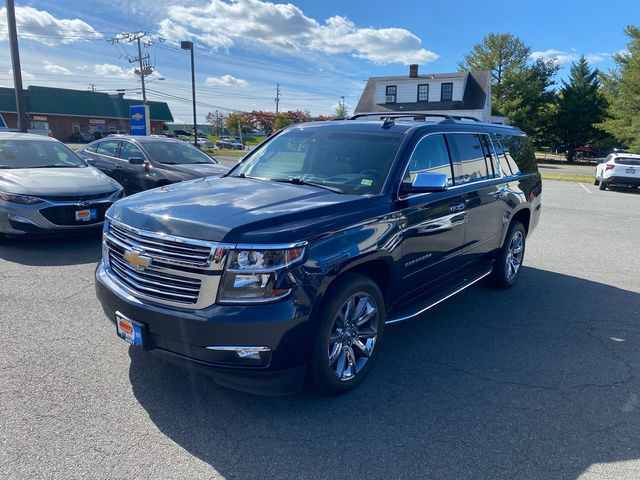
[106,176,377,244]
[0,166,121,196]
[162,162,229,177]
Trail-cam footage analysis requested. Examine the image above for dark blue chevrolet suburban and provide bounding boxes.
[95,115,542,395]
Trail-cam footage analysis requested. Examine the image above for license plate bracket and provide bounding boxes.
[626,168,636,174]
[115,311,145,347]
[75,209,97,222]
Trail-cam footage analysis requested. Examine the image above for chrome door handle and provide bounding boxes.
[449,203,465,212]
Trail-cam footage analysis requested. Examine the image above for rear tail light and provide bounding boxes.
[605,164,615,171]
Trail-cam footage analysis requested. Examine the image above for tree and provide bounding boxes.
[272,113,293,131]
[552,56,608,161]
[225,112,256,135]
[598,25,640,152]
[334,101,348,120]
[459,33,531,110]
[496,58,559,143]
[206,110,227,136]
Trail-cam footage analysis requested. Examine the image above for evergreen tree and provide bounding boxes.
[554,56,607,162]
[598,25,640,152]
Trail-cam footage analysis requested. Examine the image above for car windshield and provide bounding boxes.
[142,141,217,164]
[0,139,87,169]
[232,127,403,195]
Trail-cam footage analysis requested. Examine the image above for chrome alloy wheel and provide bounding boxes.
[505,230,524,281]
[327,292,379,381]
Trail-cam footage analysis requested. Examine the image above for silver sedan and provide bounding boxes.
[0,132,123,238]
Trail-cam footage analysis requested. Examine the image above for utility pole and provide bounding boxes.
[6,0,28,132]
[88,83,96,92]
[131,33,150,105]
[275,83,280,115]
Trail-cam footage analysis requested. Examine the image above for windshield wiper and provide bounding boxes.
[269,177,345,194]
[29,165,76,168]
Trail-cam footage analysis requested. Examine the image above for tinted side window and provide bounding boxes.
[405,134,454,186]
[119,142,144,160]
[96,141,120,157]
[489,134,513,176]
[85,143,97,153]
[447,134,490,183]
[495,134,537,175]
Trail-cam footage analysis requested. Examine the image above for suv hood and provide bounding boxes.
[0,166,121,196]
[106,176,375,244]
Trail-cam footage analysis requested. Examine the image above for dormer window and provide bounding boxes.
[385,85,397,104]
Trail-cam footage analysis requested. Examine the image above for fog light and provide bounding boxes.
[6,213,39,226]
[205,346,271,366]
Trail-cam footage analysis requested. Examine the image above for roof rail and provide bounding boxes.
[449,115,480,122]
[350,112,455,121]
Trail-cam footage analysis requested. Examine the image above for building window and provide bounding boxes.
[417,84,429,102]
[441,82,453,102]
[385,85,397,103]
[72,123,80,133]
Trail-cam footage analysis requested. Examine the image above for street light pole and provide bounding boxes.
[6,0,28,132]
[181,40,198,149]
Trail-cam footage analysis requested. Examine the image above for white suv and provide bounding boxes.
[594,153,640,190]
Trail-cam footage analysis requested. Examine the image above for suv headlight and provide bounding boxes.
[218,245,306,303]
[0,191,43,204]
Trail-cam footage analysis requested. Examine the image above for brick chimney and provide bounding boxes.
[409,64,419,78]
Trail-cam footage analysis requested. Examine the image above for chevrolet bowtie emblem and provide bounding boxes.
[131,113,144,121]
[123,249,152,271]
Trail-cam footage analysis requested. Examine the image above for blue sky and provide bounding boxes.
[0,0,638,123]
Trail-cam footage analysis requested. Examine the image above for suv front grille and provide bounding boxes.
[103,219,229,309]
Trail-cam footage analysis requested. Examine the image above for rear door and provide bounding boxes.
[447,133,506,264]
[397,134,467,300]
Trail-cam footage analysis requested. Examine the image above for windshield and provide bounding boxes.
[142,141,216,165]
[0,139,87,169]
[232,127,403,195]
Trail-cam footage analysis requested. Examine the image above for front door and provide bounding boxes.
[397,134,467,302]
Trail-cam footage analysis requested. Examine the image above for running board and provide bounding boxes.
[385,268,492,324]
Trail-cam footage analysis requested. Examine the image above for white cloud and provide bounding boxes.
[531,49,579,65]
[93,63,135,79]
[585,52,611,63]
[205,75,249,87]
[157,0,437,65]
[43,61,71,75]
[8,68,35,80]
[532,49,613,65]
[0,6,102,46]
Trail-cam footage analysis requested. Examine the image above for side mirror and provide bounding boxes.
[401,172,448,194]
[85,158,96,166]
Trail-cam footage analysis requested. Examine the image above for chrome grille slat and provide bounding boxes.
[110,224,211,254]
[109,255,201,294]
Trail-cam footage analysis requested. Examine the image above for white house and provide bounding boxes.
[355,65,499,122]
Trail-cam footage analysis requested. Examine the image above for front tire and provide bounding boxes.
[490,221,526,289]
[309,273,385,394]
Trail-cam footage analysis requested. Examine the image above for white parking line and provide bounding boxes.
[578,183,592,194]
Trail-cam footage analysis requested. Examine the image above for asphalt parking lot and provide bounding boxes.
[1,180,639,480]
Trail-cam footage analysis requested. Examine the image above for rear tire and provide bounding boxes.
[599,180,607,191]
[594,178,600,186]
[490,221,526,289]
[309,273,385,394]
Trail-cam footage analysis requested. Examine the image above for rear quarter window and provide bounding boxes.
[493,134,538,175]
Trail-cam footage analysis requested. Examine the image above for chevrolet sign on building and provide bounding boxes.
[129,105,150,136]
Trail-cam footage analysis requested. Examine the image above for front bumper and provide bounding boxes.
[0,198,113,236]
[95,263,313,395]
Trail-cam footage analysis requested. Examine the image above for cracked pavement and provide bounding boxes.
[1,180,639,479]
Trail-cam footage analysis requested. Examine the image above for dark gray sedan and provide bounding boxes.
[78,135,229,195]
[0,132,123,237]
